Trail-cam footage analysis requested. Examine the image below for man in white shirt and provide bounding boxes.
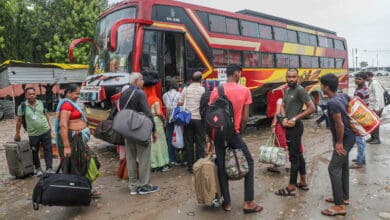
[366,72,385,144]
[178,72,205,173]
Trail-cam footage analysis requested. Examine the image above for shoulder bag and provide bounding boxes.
[112,89,153,143]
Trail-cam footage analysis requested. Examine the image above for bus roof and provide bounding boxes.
[236,9,337,36]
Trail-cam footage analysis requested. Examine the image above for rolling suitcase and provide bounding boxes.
[5,141,34,178]
[193,155,221,207]
[32,159,92,210]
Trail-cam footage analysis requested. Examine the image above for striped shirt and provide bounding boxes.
[179,83,205,120]
[354,85,369,105]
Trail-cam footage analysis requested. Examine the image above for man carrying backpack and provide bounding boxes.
[14,87,53,176]
[207,64,262,213]
[319,74,355,216]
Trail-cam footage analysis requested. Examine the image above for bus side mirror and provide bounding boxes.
[68,38,100,63]
[109,18,153,52]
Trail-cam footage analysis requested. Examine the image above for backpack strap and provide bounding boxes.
[217,85,225,97]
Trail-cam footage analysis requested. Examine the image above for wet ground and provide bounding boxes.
[1,77,390,220]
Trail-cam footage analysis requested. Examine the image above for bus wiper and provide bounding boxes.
[96,75,125,85]
[87,75,104,84]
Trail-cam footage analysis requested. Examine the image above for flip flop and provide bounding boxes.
[267,166,281,173]
[297,183,309,191]
[325,197,349,205]
[275,187,296,196]
[91,190,102,198]
[321,208,347,216]
[243,205,263,214]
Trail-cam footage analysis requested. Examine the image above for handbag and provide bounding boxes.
[173,91,191,125]
[259,134,286,166]
[224,147,249,180]
[94,102,124,145]
[94,120,124,145]
[112,89,153,143]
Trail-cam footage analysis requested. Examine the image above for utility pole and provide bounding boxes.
[355,48,358,71]
[352,49,355,72]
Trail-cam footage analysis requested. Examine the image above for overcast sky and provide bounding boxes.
[109,0,390,68]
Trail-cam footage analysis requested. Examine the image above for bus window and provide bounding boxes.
[334,39,345,50]
[335,58,344,68]
[212,49,228,66]
[243,52,260,67]
[318,36,328,48]
[327,38,334,48]
[309,34,317,46]
[259,24,272,39]
[241,20,259,38]
[287,30,298,43]
[228,50,242,65]
[273,27,287,41]
[312,57,319,68]
[289,55,299,68]
[298,32,309,45]
[226,18,240,35]
[142,31,159,73]
[210,14,226,33]
[301,55,312,68]
[196,11,209,30]
[320,57,329,68]
[276,54,289,67]
[328,58,335,68]
[261,53,274,67]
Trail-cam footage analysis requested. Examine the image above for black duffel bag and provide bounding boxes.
[94,102,124,145]
[32,160,92,210]
[94,119,124,145]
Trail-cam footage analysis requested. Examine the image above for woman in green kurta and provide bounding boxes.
[144,85,170,172]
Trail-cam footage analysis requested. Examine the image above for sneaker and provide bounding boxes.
[161,166,171,172]
[352,159,357,163]
[170,161,180,166]
[350,163,364,169]
[45,168,55,174]
[130,191,138,195]
[35,168,44,177]
[369,139,381,144]
[139,185,159,195]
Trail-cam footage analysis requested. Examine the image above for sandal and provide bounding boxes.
[243,204,263,214]
[297,183,309,191]
[325,197,349,205]
[91,190,102,198]
[321,207,347,216]
[267,166,281,173]
[275,187,296,196]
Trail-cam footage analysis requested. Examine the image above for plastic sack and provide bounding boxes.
[172,125,184,149]
[348,97,381,136]
[172,106,191,125]
[86,157,100,183]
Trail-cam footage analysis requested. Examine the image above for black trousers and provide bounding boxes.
[215,134,254,203]
[29,130,53,169]
[285,120,306,185]
[184,119,205,169]
[328,142,354,205]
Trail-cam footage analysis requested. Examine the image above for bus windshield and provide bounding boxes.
[89,7,136,74]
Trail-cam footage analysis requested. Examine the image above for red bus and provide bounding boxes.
[69,0,348,127]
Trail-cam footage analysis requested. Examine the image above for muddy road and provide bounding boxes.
[1,77,390,220]
[1,117,389,220]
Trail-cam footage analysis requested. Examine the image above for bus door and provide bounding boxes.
[141,30,185,91]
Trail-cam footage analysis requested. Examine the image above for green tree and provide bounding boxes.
[360,61,368,68]
[44,0,107,64]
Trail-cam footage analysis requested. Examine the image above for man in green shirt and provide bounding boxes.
[275,68,315,196]
[14,87,53,176]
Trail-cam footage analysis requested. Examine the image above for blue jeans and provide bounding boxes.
[355,136,366,165]
[165,121,177,163]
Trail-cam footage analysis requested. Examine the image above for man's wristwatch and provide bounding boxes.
[292,117,297,122]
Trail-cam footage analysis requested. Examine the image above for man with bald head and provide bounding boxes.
[178,71,205,173]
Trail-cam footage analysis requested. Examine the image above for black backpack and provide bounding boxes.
[199,90,212,120]
[205,85,235,147]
